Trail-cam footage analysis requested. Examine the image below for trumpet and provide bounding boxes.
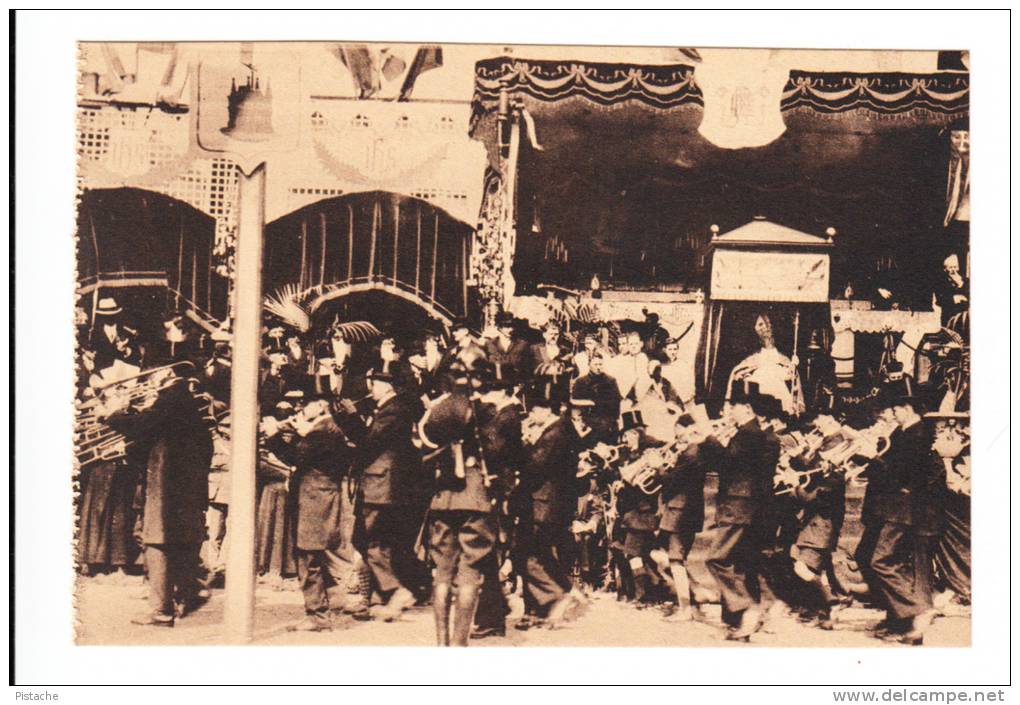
[76,429,131,466]
[76,361,215,466]
[618,454,663,495]
[577,442,627,478]
[79,361,198,409]
[774,417,897,495]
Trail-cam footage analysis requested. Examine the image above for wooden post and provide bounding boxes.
[223,162,266,644]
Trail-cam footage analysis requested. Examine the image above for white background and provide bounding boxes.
[10,8,1015,696]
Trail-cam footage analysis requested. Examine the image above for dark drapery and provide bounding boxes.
[471,60,969,308]
[76,187,227,321]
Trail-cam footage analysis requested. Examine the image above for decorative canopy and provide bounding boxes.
[708,218,832,303]
[470,58,969,309]
[76,188,228,321]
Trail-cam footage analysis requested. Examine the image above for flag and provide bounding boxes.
[336,44,380,99]
[398,46,443,101]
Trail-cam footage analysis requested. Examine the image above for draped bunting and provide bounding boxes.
[471,56,703,116]
[468,58,967,307]
[781,71,969,126]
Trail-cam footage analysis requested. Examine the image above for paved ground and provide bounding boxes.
[74,575,970,648]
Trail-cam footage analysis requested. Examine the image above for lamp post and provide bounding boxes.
[222,162,266,644]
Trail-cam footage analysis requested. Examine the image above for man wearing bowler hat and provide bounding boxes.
[352,366,426,622]
[701,388,783,641]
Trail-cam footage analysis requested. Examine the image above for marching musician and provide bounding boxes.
[91,296,141,369]
[352,367,428,622]
[418,360,523,645]
[611,409,664,605]
[514,393,593,628]
[854,378,940,645]
[656,411,708,622]
[784,415,855,628]
[262,392,354,631]
[701,389,783,641]
[97,366,213,628]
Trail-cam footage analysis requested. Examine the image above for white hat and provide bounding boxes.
[95,297,122,316]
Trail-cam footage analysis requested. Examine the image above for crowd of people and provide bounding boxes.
[75,294,971,646]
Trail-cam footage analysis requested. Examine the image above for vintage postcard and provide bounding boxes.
[71,40,971,650]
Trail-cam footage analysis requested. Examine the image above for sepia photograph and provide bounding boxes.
[70,37,974,649]
[10,8,1013,694]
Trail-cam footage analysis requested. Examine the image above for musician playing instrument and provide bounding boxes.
[656,410,709,622]
[514,393,594,628]
[854,380,940,645]
[91,296,142,369]
[611,409,664,605]
[701,391,782,641]
[263,392,355,631]
[352,367,427,622]
[96,365,213,628]
[777,414,857,627]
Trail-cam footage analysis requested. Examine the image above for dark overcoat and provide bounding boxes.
[106,382,212,546]
[357,393,423,506]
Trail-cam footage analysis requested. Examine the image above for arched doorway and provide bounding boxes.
[263,191,475,333]
[76,187,226,338]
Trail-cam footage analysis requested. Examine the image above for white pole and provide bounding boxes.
[223,162,266,644]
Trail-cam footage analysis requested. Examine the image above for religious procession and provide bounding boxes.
[72,41,971,648]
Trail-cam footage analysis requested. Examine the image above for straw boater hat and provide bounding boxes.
[95,297,122,316]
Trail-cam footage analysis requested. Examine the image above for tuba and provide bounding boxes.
[76,361,214,467]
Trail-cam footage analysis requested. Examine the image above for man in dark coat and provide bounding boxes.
[483,311,533,379]
[353,367,427,621]
[264,395,354,631]
[418,361,523,645]
[529,320,571,407]
[855,383,940,644]
[514,395,593,627]
[612,409,664,604]
[570,347,621,442]
[657,412,708,621]
[99,373,213,627]
[702,394,782,641]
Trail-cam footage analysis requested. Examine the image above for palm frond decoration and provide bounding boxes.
[264,283,311,333]
[572,302,600,324]
[331,318,383,343]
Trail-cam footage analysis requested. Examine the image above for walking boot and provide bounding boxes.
[451,583,481,647]
[433,582,452,646]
